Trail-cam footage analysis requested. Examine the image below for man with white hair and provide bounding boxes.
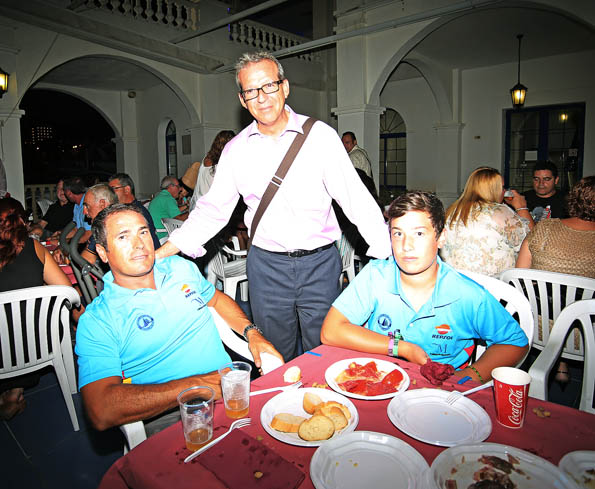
[148,176,188,239]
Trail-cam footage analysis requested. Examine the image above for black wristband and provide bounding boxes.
[243,323,263,340]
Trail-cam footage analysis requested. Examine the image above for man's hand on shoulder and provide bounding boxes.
[155,240,180,260]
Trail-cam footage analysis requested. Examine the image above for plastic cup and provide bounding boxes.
[218,361,252,419]
[492,367,531,429]
[177,386,215,452]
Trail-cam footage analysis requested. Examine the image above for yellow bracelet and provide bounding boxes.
[469,365,484,383]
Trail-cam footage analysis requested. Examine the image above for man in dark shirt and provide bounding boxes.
[108,173,161,250]
[522,161,567,223]
[39,179,74,238]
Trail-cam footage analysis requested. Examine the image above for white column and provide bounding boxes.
[333,104,385,187]
[432,121,464,208]
[0,109,25,202]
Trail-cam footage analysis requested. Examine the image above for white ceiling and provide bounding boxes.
[37,4,594,91]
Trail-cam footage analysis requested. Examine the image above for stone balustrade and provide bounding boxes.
[25,184,57,222]
[73,0,198,30]
[229,20,319,62]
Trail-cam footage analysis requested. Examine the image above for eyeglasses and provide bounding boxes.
[240,80,284,101]
[110,185,126,191]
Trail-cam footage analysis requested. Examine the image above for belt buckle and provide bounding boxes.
[288,249,305,258]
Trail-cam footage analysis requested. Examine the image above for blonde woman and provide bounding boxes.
[441,167,533,277]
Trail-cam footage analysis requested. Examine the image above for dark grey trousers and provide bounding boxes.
[246,245,341,361]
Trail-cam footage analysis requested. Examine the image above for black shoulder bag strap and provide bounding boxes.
[247,117,317,249]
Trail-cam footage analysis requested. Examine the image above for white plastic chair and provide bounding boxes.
[119,306,282,452]
[0,285,81,431]
[528,299,595,413]
[207,245,249,302]
[336,235,356,286]
[500,268,595,361]
[37,198,53,216]
[458,270,534,366]
[161,218,183,236]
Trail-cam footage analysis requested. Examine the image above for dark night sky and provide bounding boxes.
[20,89,116,184]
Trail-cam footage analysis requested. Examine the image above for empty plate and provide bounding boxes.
[310,430,429,489]
[387,388,491,447]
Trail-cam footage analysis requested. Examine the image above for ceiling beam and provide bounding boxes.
[0,0,223,74]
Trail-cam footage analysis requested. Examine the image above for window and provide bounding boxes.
[166,120,177,177]
[504,103,584,193]
[379,108,407,191]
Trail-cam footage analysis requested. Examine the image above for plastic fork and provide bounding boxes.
[444,380,494,405]
[249,381,302,397]
[184,417,251,463]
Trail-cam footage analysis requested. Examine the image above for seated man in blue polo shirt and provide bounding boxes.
[75,203,282,432]
[320,191,528,383]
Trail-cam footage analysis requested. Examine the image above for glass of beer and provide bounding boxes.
[218,361,252,419]
[177,385,215,452]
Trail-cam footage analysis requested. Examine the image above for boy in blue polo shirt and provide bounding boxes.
[321,191,528,383]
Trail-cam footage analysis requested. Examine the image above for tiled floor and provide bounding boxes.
[3,366,123,489]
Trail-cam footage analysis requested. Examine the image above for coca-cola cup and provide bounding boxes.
[491,367,531,429]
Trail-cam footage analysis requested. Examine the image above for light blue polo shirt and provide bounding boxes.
[76,255,231,388]
[332,257,527,368]
[73,192,92,230]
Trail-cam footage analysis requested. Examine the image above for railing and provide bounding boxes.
[229,20,319,62]
[25,184,56,222]
[73,0,199,30]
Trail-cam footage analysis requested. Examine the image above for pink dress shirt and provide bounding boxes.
[169,106,391,259]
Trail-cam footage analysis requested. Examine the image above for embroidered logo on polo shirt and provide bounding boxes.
[181,283,196,299]
[136,314,154,330]
[377,314,392,331]
[432,324,452,340]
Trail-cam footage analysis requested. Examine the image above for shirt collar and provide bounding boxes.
[389,255,460,308]
[246,105,301,138]
[100,258,169,306]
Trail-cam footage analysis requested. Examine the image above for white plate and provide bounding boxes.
[310,431,429,489]
[427,443,580,489]
[559,451,595,488]
[325,357,410,400]
[387,388,491,447]
[260,387,358,447]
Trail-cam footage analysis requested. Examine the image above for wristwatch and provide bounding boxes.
[243,323,264,340]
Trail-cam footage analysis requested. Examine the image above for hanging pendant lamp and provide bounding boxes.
[510,34,527,109]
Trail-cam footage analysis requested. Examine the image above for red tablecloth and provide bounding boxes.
[99,345,595,489]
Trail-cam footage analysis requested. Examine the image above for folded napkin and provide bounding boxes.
[420,359,455,386]
[196,430,305,489]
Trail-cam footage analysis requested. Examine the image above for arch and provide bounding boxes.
[28,53,201,127]
[27,84,121,139]
[369,0,595,109]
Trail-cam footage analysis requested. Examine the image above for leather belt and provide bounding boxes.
[264,243,334,258]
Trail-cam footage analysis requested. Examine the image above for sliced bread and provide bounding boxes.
[313,405,348,431]
[298,414,335,441]
[316,400,351,420]
[270,413,306,433]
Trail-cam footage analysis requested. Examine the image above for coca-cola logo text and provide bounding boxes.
[507,387,525,425]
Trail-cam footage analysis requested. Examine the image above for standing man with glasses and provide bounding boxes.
[156,51,390,361]
[148,176,188,240]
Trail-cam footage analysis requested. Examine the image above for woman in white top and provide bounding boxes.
[190,130,235,211]
[441,166,534,277]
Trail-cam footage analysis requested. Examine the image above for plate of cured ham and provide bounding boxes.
[325,358,410,400]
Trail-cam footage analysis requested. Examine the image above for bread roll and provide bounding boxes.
[283,366,301,383]
[313,405,348,431]
[298,414,335,441]
[270,413,306,433]
[303,392,323,414]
